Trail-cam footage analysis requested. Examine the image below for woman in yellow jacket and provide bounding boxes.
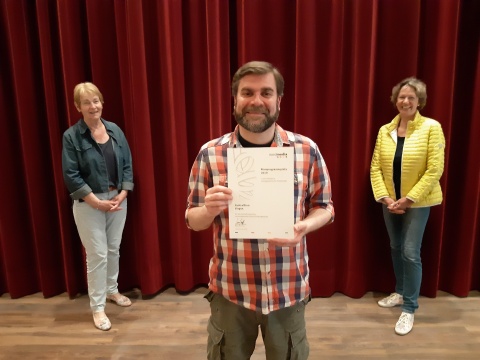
[370,77,445,336]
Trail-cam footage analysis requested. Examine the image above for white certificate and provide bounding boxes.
[227,147,294,239]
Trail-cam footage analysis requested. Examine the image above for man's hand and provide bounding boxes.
[204,185,233,217]
[267,221,308,247]
[267,208,331,247]
[187,185,233,231]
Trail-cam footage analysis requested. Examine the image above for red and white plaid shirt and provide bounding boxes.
[187,124,334,314]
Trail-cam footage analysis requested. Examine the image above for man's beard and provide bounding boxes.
[234,105,279,133]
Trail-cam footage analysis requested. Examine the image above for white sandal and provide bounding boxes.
[93,312,111,331]
[107,293,132,307]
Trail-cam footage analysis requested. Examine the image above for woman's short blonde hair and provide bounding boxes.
[73,82,104,106]
[390,77,427,110]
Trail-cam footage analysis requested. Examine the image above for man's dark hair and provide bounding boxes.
[231,61,284,97]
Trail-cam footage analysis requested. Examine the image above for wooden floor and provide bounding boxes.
[0,287,479,359]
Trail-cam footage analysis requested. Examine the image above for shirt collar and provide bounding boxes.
[79,118,113,135]
[229,123,291,147]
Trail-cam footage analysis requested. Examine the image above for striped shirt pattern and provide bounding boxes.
[187,124,334,314]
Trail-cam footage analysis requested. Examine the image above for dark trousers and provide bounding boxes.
[205,291,310,360]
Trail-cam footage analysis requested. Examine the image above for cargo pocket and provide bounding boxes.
[204,290,215,303]
[207,318,224,360]
[289,327,309,360]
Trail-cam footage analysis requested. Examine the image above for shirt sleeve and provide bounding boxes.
[186,148,210,210]
[307,143,335,220]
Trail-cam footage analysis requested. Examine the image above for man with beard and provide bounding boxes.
[185,61,334,359]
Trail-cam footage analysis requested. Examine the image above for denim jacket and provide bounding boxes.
[62,118,134,200]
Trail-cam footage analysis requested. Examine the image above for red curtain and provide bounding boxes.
[0,0,478,299]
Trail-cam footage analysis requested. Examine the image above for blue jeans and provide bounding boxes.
[73,190,127,312]
[382,205,430,314]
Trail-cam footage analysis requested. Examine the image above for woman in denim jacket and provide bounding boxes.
[62,82,134,331]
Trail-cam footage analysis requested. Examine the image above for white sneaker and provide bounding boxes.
[377,293,403,308]
[395,312,414,335]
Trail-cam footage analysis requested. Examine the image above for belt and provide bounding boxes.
[78,187,118,202]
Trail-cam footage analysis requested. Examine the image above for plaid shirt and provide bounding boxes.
[187,124,334,314]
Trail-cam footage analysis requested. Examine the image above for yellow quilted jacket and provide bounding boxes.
[370,112,445,207]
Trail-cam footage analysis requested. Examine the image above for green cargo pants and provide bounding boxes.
[205,291,310,360]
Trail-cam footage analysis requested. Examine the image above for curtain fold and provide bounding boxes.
[0,0,478,299]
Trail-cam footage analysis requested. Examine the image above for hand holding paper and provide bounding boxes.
[267,221,307,247]
[205,185,233,217]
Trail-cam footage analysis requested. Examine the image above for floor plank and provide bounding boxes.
[1,288,479,359]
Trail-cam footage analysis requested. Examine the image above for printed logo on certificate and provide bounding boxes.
[227,147,294,239]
